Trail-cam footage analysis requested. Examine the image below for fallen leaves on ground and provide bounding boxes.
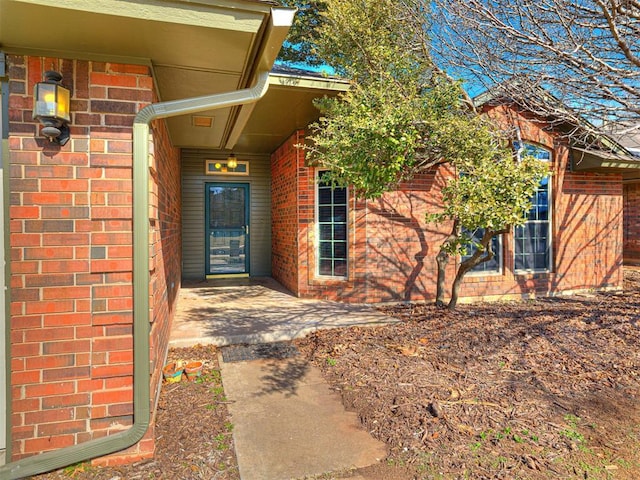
[296,270,640,479]
[33,344,239,480]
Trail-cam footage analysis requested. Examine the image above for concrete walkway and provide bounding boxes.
[170,277,394,480]
[169,277,393,347]
[220,355,387,480]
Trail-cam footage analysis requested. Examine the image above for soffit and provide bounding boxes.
[571,147,640,181]
[232,73,350,154]
[0,0,273,149]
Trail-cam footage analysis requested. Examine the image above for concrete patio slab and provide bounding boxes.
[169,277,395,347]
[219,355,388,480]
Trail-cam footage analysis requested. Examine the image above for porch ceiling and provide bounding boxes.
[233,71,350,154]
[0,0,287,150]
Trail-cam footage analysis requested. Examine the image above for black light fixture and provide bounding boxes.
[33,70,71,146]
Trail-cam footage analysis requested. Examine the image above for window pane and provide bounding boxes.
[319,242,333,259]
[536,239,548,255]
[319,224,332,241]
[539,223,549,238]
[319,206,332,222]
[534,254,547,270]
[334,260,347,276]
[461,228,502,273]
[537,206,548,221]
[209,187,245,228]
[333,188,347,204]
[319,259,333,276]
[515,142,552,162]
[316,171,348,277]
[514,237,523,255]
[318,188,332,205]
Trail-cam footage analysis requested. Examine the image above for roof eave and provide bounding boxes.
[571,147,640,179]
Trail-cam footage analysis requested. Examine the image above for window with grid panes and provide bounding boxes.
[317,172,348,277]
[513,142,552,272]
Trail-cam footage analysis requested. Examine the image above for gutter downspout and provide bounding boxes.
[1,53,9,467]
[0,4,293,477]
[0,71,271,480]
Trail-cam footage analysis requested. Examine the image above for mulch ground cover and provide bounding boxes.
[32,270,640,479]
[32,344,239,480]
[296,270,640,479]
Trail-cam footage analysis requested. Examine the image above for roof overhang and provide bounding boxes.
[0,0,295,150]
[571,147,640,181]
[231,70,350,154]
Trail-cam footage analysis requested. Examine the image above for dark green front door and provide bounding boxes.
[205,183,250,275]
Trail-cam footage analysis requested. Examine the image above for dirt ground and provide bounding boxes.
[32,345,240,480]
[297,272,640,480]
[32,270,640,479]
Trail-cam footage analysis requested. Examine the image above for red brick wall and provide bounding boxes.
[271,132,301,294]
[7,55,181,465]
[271,107,623,303]
[360,169,451,302]
[624,182,640,264]
[148,116,182,417]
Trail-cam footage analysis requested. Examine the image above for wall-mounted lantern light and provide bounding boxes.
[33,70,71,146]
[226,153,238,169]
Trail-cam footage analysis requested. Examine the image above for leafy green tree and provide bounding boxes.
[305,0,476,197]
[301,0,548,308]
[277,1,327,67]
[428,149,548,309]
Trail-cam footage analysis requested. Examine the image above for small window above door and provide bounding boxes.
[206,159,249,176]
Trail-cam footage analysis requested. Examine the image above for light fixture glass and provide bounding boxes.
[227,154,238,169]
[33,70,71,145]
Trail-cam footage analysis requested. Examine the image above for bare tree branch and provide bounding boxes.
[431,0,640,148]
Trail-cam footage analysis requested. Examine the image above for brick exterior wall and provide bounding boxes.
[7,55,181,465]
[624,182,640,264]
[271,132,301,294]
[271,107,624,303]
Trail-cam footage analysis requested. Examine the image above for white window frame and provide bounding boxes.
[514,142,553,274]
[315,170,348,278]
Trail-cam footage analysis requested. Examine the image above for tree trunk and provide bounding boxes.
[448,270,465,310]
[447,228,505,310]
[435,249,449,307]
[435,220,459,306]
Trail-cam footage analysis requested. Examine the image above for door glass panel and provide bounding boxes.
[207,184,248,275]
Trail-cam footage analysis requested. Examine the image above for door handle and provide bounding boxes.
[245,225,249,235]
